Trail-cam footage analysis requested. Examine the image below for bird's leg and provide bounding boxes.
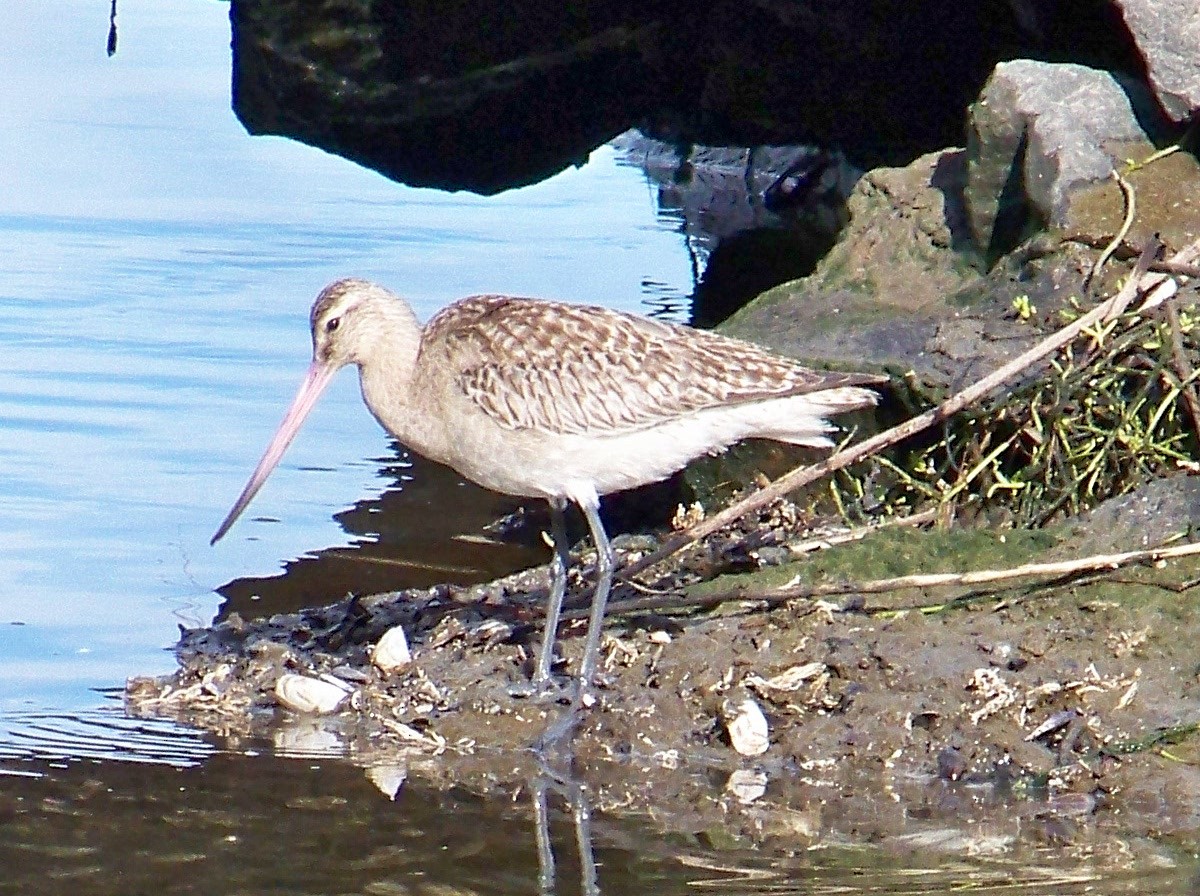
[533,497,571,684]
[577,501,614,687]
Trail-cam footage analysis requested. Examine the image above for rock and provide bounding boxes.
[965,60,1166,260]
[719,148,982,375]
[229,0,1151,194]
[1113,0,1200,122]
[1068,476,1200,555]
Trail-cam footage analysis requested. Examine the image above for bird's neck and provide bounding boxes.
[355,301,442,456]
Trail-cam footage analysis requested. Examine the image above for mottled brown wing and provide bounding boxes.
[426,295,873,435]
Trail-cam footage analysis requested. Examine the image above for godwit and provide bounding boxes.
[212,279,883,691]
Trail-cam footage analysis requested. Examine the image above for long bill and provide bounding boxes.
[211,360,338,545]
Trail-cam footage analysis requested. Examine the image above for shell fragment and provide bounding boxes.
[274,673,353,714]
[725,697,770,756]
[726,768,769,803]
[371,625,412,673]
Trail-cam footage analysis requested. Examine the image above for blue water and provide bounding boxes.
[0,0,691,739]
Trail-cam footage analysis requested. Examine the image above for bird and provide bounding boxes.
[212,278,884,692]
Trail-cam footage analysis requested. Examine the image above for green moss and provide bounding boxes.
[689,525,1064,599]
[686,522,1200,621]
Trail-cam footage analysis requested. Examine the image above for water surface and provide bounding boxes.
[0,0,690,730]
[1,4,1197,892]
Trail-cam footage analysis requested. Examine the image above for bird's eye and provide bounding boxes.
[325,317,341,333]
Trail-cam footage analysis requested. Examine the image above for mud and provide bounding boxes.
[127,479,1200,860]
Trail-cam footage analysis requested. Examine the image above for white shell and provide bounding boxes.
[726,768,769,804]
[365,764,408,800]
[274,673,352,714]
[725,698,770,756]
[371,625,413,672]
[747,662,827,693]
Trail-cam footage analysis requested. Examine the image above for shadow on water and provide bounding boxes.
[214,447,541,621]
[213,442,687,621]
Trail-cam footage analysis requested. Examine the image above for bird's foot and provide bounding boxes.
[532,700,586,753]
[510,671,609,752]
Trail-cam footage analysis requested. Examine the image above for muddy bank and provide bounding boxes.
[128,474,1200,853]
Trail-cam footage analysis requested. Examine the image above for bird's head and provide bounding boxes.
[309,277,405,369]
[210,277,411,544]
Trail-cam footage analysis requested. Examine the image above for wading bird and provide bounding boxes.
[212,279,882,692]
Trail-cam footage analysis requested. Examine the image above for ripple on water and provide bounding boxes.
[0,702,215,767]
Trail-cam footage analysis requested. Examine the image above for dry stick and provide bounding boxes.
[579,508,941,617]
[622,236,1164,582]
[600,539,1200,619]
[1085,171,1136,295]
[1152,260,1200,279]
[768,539,1200,600]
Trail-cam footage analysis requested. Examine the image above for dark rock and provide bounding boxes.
[1069,475,1200,555]
[965,60,1174,261]
[228,0,1147,194]
[936,745,967,781]
[231,0,667,194]
[1113,0,1200,121]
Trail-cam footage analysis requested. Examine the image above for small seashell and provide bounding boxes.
[365,764,408,800]
[726,768,768,804]
[725,698,770,756]
[470,618,514,649]
[746,662,826,693]
[371,625,412,673]
[274,673,352,714]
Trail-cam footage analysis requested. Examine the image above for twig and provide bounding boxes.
[1126,142,1182,172]
[621,237,1163,581]
[1084,170,1136,296]
[597,539,1200,621]
[1151,260,1200,279]
[766,539,1200,600]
